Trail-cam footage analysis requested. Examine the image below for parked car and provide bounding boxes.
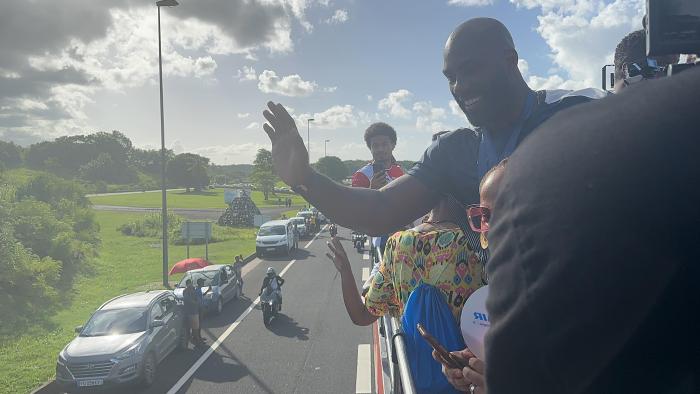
[289,217,308,238]
[56,290,187,391]
[256,220,297,257]
[173,264,242,315]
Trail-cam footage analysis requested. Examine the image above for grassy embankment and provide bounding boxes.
[89,188,307,209]
[0,209,258,393]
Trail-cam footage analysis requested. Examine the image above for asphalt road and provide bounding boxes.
[91,205,298,221]
[62,226,375,394]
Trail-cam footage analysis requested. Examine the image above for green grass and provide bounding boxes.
[89,188,306,209]
[0,211,257,394]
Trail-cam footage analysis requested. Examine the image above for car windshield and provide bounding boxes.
[81,308,147,336]
[176,271,218,288]
[298,212,312,218]
[258,225,286,236]
[291,218,305,225]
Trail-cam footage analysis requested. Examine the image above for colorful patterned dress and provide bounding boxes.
[364,226,485,322]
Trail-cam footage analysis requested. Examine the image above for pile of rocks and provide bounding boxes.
[218,193,261,227]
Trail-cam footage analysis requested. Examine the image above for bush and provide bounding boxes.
[119,212,223,244]
[0,172,99,335]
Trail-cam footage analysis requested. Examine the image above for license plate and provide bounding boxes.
[78,379,104,387]
[267,248,276,251]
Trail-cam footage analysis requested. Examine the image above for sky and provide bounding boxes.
[0,0,646,164]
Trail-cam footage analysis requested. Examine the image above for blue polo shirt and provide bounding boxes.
[407,89,603,206]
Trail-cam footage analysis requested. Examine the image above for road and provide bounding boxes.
[61,226,378,394]
[91,205,299,221]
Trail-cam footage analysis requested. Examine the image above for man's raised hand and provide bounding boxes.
[262,101,312,187]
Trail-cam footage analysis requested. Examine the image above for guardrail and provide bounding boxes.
[373,246,417,394]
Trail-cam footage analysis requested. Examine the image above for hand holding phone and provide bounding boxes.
[417,323,468,370]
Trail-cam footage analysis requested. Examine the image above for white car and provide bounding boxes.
[289,217,308,237]
[256,220,298,257]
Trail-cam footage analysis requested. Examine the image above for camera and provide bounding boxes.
[646,0,700,58]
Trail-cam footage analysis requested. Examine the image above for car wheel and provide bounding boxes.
[140,352,157,387]
[216,298,223,315]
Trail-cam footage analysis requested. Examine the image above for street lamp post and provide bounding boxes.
[324,139,330,157]
[306,118,315,159]
[156,0,178,288]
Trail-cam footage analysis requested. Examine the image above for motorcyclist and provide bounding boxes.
[329,223,338,237]
[259,267,285,310]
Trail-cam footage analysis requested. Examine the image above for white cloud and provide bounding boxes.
[235,66,257,81]
[512,0,645,89]
[448,0,494,6]
[518,59,530,76]
[413,101,448,132]
[323,86,338,93]
[245,122,260,130]
[325,9,349,24]
[237,112,250,118]
[449,100,463,116]
[257,69,318,96]
[296,104,365,130]
[378,89,414,118]
[367,95,373,101]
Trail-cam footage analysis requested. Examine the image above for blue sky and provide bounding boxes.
[0,0,645,163]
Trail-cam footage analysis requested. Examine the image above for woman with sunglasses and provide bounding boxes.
[437,158,508,394]
[325,194,485,327]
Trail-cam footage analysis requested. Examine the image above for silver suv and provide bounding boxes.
[56,290,187,391]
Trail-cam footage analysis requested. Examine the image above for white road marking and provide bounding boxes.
[363,252,370,260]
[362,267,370,282]
[356,344,372,394]
[167,226,327,394]
[304,224,328,249]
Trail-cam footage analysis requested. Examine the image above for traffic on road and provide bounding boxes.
[52,221,379,394]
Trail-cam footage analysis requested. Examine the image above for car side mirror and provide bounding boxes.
[151,319,165,328]
[74,325,83,333]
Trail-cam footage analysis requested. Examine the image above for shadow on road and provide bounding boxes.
[267,313,310,340]
[258,248,311,261]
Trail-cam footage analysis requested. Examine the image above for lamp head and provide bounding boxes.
[156,0,178,7]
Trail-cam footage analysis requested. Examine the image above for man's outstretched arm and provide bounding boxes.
[262,101,439,235]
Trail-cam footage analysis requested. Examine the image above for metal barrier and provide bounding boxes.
[372,245,417,394]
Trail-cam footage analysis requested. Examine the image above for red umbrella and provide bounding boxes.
[169,258,210,275]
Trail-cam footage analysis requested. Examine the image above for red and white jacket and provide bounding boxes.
[351,162,404,188]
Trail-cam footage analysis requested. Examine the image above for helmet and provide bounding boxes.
[266,267,275,276]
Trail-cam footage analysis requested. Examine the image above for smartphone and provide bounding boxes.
[417,323,468,369]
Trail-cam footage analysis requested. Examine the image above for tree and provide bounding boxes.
[0,140,23,168]
[315,156,349,182]
[166,153,210,191]
[250,149,277,200]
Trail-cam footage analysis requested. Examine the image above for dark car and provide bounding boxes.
[56,290,187,391]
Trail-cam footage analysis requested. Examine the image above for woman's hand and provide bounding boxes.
[326,237,352,274]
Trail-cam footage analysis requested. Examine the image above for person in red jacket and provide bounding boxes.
[351,122,404,190]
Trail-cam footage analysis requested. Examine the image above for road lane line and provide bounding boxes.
[167,260,298,394]
[167,225,327,393]
[362,267,370,282]
[304,224,328,249]
[356,344,372,394]
[363,252,370,260]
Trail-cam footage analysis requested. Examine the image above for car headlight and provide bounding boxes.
[113,341,144,362]
[57,349,67,365]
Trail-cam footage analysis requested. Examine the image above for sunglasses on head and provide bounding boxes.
[467,205,491,233]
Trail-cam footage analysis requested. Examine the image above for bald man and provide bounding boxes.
[260,18,601,237]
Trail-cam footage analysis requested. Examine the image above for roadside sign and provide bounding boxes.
[181,222,213,260]
[181,222,212,240]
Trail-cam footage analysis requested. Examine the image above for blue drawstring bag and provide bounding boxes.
[401,283,465,394]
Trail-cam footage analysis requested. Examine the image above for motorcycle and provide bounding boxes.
[351,232,367,252]
[329,224,338,237]
[260,285,281,327]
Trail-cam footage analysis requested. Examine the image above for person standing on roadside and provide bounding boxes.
[234,255,244,293]
[182,279,204,347]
